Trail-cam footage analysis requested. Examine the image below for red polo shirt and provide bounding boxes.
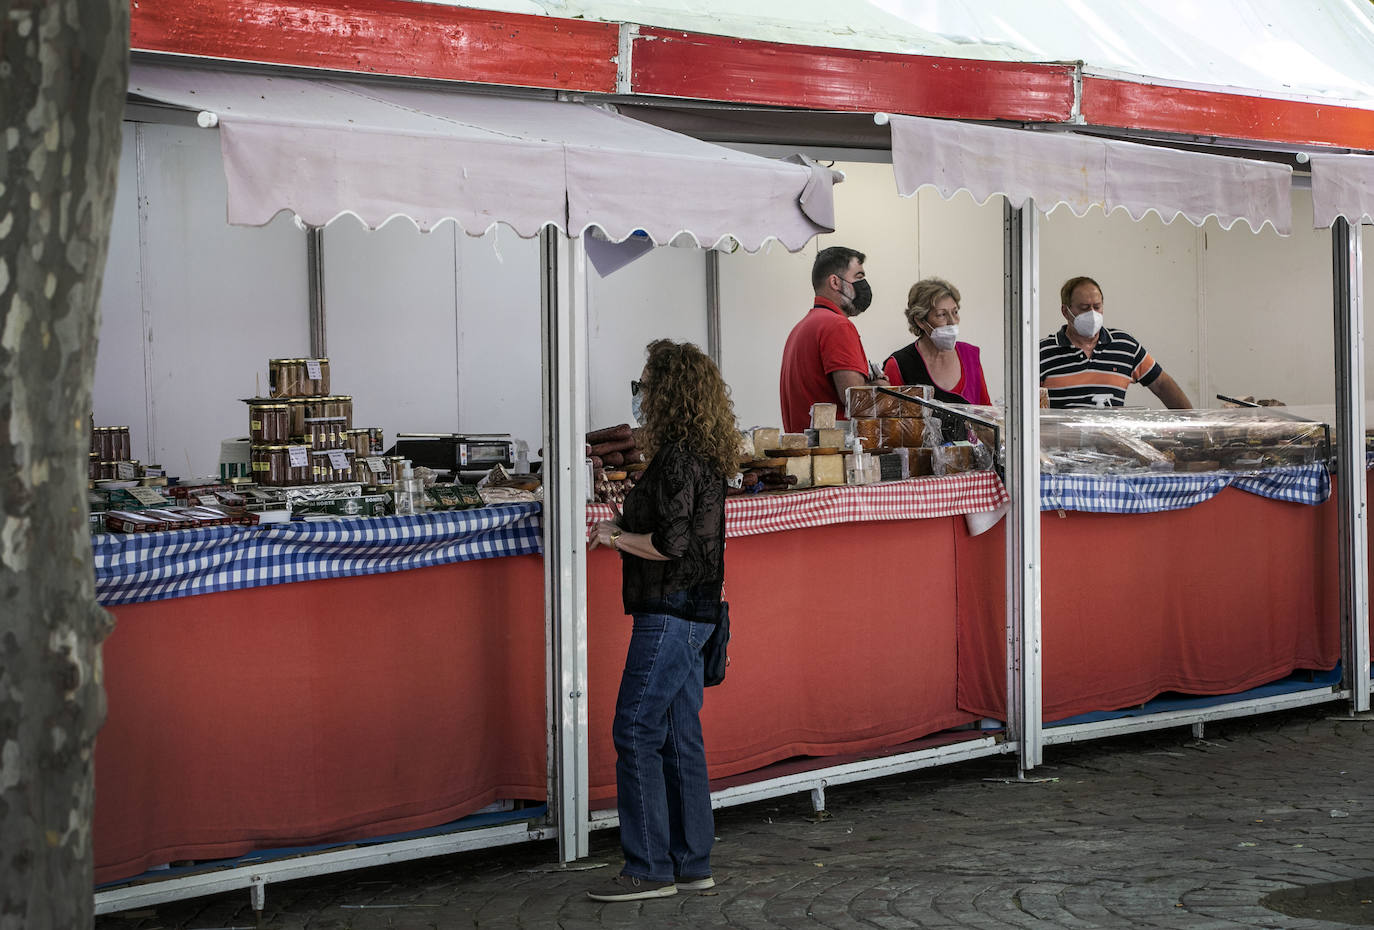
[779,297,870,432]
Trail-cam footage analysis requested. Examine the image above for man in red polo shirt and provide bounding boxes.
[779,246,888,432]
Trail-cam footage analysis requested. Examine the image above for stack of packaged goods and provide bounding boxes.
[845,385,944,476]
[587,424,646,505]
[245,357,386,489]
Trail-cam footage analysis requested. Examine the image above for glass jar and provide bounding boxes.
[249,403,291,443]
[252,444,291,487]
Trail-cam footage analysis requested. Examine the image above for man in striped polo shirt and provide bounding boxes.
[1039,276,1192,409]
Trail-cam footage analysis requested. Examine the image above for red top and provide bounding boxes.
[779,297,870,432]
[882,341,992,406]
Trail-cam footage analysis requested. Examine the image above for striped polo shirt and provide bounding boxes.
[1039,326,1162,408]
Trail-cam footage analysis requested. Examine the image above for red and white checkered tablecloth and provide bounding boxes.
[586,472,1008,539]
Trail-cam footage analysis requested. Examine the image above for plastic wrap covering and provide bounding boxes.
[1038,407,1330,476]
[846,383,932,419]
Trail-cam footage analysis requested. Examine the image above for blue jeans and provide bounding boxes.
[612,612,715,882]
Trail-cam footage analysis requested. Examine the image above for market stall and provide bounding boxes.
[92,474,1005,884]
[90,5,1374,913]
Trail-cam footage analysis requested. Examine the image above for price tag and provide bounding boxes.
[197,494,220,507]
[116,462,137,480]
[305,359,323,380]
[328,449,350,470]
[143,466,165,477]
[288,445,309,467]
[129,487,169,506]
[367,456,388,474]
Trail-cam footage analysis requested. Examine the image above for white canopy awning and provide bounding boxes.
[889,114,1292,234]
[1310,154,1374,228]
[128,63,837,251]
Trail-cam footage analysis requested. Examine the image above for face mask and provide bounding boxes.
[927,324,959,351]
[1071,310,1103,338]
[631,388,644,425]
[842,277,873,315]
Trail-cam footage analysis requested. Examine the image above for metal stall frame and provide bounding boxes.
[541,229,592,861]
[1332,217,1371,713]
[1004,201,1043,773]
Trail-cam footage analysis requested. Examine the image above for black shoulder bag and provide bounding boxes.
[702,600,730,687]
[702,498,730,687]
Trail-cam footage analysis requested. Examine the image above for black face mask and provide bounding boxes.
[846,278,873,315]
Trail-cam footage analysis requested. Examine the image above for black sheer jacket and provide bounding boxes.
[618,442,726,623]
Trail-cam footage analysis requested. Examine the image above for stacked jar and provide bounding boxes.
[248,358,384,487]
[90,425,136,481]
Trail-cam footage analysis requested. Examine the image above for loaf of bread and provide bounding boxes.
[879,418,924,448]
[852,417,881,450]
[846,385,878,418]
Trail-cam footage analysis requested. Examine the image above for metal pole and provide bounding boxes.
[1003,199,1043,770]
[540,228,591,860]
[307,226,327,357]
[705,250,722,367]
[1332,217,1371,712]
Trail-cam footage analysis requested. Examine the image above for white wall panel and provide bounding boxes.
[587,245,707,431]
[1040,204,1200,408]
[817,162,922,394]
[93,123,147,454]
[323,219,462,439]
[454,228,543,448]
[720,161,926,429]
[718,242,814,428]
[102,122,307,477]
[1201,189,1334,406]
[913,188,1005,401]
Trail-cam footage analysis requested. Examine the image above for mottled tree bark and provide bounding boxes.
[0,2,128,929]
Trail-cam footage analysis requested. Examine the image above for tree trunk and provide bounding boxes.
[1,2,128,928]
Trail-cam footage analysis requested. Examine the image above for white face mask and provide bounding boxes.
[1071,310,1103,338]
[927,324,959,351]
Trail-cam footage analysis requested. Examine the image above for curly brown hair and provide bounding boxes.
[638,339,739,477]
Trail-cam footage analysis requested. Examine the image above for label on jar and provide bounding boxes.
[129,487,169,506]
[116,462,137,480]
[288,445,309,468]
[328,449,350,470]
[366,456,388,474]
[305,359,323,380]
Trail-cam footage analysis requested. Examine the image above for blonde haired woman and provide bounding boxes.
[882,277,991,405]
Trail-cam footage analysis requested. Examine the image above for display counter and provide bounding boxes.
[94,474,1006,884]
[955,485,1341,722]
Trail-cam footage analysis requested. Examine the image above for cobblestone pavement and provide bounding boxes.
[98,706,1374,929]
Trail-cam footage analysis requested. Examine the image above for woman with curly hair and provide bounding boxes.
[587,339,736,902]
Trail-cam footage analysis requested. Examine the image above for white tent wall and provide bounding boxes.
[93,123,150,458]
[95,125,1374,475]
[94,122,308,476]
[586,246,710,430]
[1039,205,1203,407]
[319,221,547,449]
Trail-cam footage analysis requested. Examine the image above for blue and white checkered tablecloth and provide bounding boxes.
[92,503,543,606]
[1040,464,1330,514]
